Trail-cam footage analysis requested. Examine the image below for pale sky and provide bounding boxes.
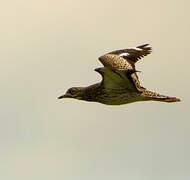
[0,0,190,180]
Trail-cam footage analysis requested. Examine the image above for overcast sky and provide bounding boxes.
[0,0,189,180]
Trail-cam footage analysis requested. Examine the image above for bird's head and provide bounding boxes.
[58,87,84,100]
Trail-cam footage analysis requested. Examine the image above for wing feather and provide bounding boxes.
[97,44,151,91]
[109,44,152,64]
[95,67,139,91]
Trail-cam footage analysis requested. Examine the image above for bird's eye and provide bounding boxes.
[68,88,77,95]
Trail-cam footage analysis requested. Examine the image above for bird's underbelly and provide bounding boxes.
[97,90,142,105]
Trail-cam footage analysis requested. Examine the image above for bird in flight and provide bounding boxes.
[58,44,180,105]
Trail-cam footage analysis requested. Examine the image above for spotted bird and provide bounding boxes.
[58,44,180,105]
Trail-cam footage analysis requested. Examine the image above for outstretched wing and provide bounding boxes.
[95,67,139,91]
[109,44,152,64]
[98,44,151,91]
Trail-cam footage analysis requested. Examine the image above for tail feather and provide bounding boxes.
[142,90,181,103]
[159,96,181,103]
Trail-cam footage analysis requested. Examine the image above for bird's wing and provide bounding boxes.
[108,44,152,64]
[97,44,151,91]
[98,44,152,70]
[95,67,139,91]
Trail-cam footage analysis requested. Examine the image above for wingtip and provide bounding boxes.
[137,43,150,47]
[94,67,105,75]
[94,67,101,73]
[137,43,152,49]
[141,43,149,46]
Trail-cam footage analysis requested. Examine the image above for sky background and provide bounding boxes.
[0,0,190,180]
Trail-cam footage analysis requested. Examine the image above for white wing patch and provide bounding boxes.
[119,52,129,57]
[131,47,142,51]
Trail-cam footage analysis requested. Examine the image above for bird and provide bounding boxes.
[58,44,180,105]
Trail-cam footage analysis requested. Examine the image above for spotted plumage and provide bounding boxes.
[58,44,180,105]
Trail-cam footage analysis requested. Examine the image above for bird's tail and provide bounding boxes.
[142,90,181,103]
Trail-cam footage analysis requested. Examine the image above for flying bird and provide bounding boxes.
[58,44,180,105]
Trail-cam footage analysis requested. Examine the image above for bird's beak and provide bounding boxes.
[58,93,69,99]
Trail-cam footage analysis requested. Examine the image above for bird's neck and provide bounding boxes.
[82,83,102,101]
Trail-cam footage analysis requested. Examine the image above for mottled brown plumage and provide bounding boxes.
[58,44,180,105]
